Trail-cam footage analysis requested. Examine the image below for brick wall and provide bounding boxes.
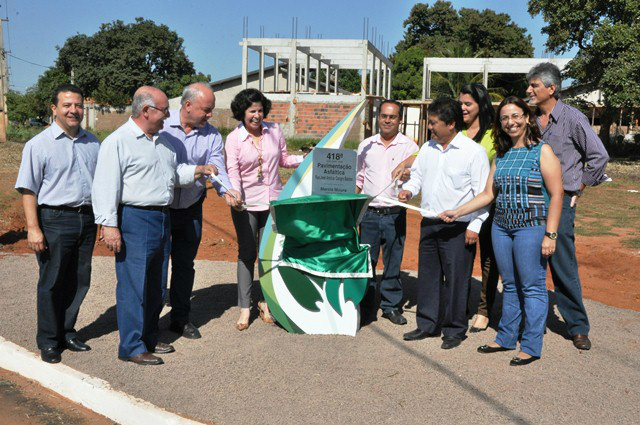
[95,109,129,131]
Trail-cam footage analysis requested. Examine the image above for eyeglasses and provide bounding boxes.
[499,113,526,124]
[148,105,170,116]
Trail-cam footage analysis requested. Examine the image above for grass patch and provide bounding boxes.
[574,163,640,237]
[622,237,640,249]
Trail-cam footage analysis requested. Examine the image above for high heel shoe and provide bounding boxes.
[236,308,250,331]
[235,321,249,331]
[257,301,275,324]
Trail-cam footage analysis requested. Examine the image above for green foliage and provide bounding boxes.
[392,1,534,100]
[6,125,43,143]
[529,0,640,143]
[6,91,40,123]
[337,69,362,94]
[40,18,209,109]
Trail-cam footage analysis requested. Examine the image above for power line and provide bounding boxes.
[7,53,52,69]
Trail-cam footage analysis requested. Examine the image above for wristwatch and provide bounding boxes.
[545,231,558,240]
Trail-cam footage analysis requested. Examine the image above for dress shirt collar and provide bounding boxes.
[237,122,269,142]
[535,99,563,125]
[430,131,465,152]
[49,120,88,141]
[126,117,160,142]
[371,132,406,147]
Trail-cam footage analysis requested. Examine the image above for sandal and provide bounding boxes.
[257,301,275,324]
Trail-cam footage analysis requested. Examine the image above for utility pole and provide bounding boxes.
[0,18,7,143]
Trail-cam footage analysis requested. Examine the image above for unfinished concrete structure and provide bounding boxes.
[237,38,392,140]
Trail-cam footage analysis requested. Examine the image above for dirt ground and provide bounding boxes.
[0,368,113,425]
[1,184,639,313]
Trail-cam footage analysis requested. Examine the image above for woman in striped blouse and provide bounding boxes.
[440,96,563,366]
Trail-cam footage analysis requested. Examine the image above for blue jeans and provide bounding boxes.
[492,224,548,358]
[169,198,204,324]
[115,206,170,358]
[548,195,590,336]
[359,208,406,312]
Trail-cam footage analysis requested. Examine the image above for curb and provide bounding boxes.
[0,336,204,425]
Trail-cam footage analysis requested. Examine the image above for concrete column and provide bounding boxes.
[334,67,339,95]
[376,59,381,96]
[387,68,392,98]
[369,54,375,95]
[298,64,303,90]
[305,53,310,91]
[241,42,248,89]
[483,63,489,89]
[315,59,320,93]
[360,42,368,95]
[423,59,429,100]
[382,63,387,99]
[326,64,330,92]
[289,41,297,95]
[259,46,264,91]
[274,54,279,92]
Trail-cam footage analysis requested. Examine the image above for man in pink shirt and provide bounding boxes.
[356,100,419,325]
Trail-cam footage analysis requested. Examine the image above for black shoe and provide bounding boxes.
[509,356,539,366]
[65,338,91,352]
[153,342,176,354]
[41,347,62,364]
[441,337,463,350]
[381,309,408,326]
[469,325,489,333]
[477,344,511,354]
[170,321,202,339]
[403,328,437,341]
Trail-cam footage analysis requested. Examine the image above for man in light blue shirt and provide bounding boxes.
[92,86,215,366]
[15,84,100,364]
[161,83,241,339]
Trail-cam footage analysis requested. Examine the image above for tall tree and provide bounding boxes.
[528,0,640,143]
[49,18,209,108]
[392,1,534,100]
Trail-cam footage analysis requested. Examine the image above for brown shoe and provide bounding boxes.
[119,352,164,365]
[572,334,591,350]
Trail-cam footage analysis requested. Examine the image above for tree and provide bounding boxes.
[391,1,534,100]
[7,90,40,123]
[528,0,640,143]
[50,18,209,108]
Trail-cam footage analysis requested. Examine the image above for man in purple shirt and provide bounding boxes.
[15,84,100,363]
[527,63,610,351]
[161,83,241,339]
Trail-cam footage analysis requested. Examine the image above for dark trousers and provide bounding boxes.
[169,198,204,324]
[36,207,96,349]
[474,205,500,319]
[230,208,269,308]
[115,206,170,358]
[359,208,406,312]
[416,219,475,339]
[548,195,590,336]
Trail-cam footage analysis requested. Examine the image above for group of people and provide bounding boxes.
[357,62,608,366]
[16,82,300,365]
[16,61,608,368]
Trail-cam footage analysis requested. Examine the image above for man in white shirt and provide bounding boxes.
[399,97,489,349]
[356,100,418,325]
[92,86,214,365]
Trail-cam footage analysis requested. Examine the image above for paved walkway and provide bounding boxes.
[1,254,639,424]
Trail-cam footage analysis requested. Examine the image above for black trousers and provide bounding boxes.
[36,207,96,349]
[416,219,475,339]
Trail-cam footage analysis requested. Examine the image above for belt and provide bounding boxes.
[122,204,169,212]
[40,204,93,214]
[368,206,403,215]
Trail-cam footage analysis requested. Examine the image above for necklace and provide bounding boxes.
[251,135,264,179]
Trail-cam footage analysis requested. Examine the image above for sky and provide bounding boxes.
[3,0,574,93]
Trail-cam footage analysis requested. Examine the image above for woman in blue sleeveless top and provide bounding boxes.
[440,96,563,366]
